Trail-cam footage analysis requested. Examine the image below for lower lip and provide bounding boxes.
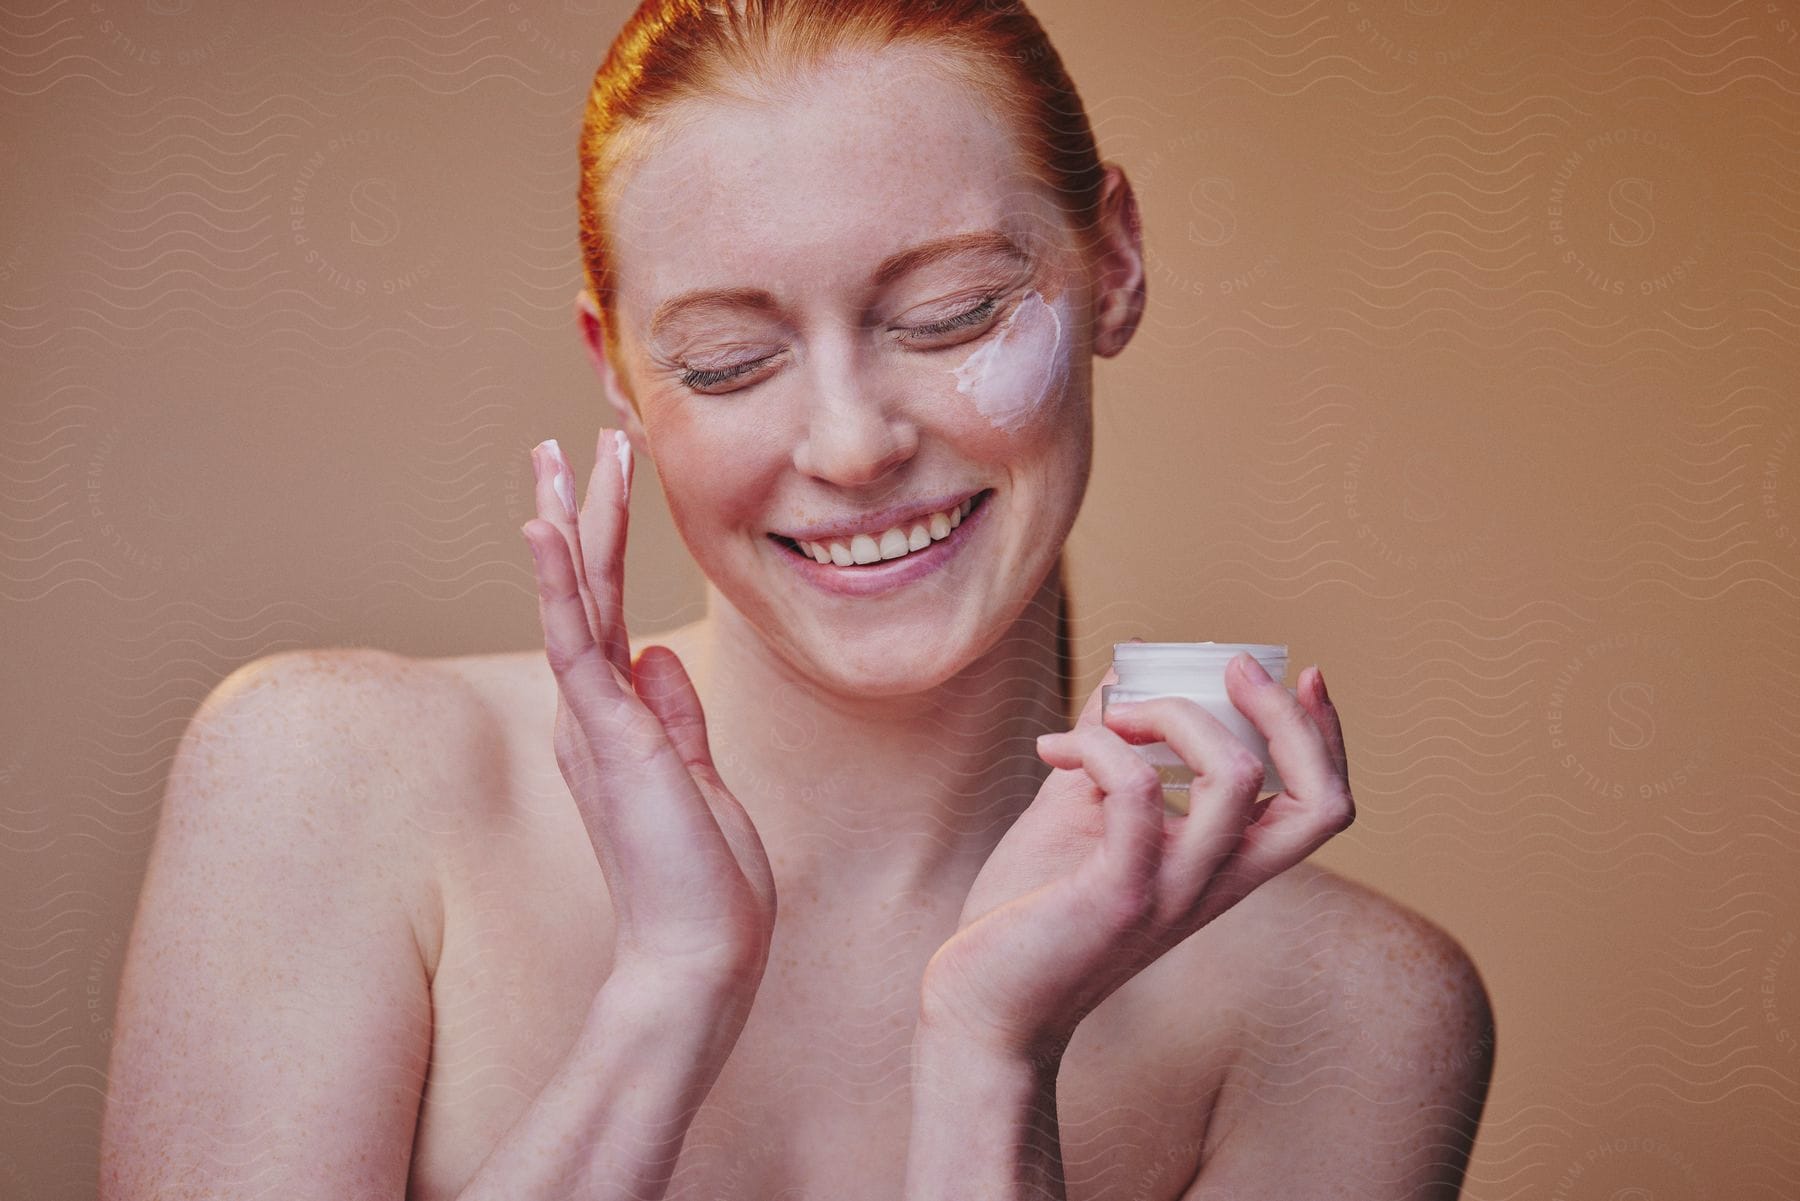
[771,491,993,598]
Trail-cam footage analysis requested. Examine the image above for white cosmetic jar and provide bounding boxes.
[1100,642,1290,814]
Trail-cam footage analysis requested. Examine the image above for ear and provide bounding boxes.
[1088,162,1146,359]
[574,289,648,446]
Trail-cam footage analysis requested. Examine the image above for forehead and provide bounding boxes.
[606,47,1062,320]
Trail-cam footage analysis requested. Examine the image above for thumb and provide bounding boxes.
[631,645,718,779]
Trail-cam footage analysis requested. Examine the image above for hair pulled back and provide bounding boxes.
[576,0,1099,712]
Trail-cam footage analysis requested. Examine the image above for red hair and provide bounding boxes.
[577,0,1099,713]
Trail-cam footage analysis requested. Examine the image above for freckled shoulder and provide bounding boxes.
[200,646,510,976]
[1193,859,1496,1180]
[103,646,509,1196]
[1223,858,1493,1054]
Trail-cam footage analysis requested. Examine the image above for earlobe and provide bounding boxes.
[1090,164,1147,360]
[573,289,647,444]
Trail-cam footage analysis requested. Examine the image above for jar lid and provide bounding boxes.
[1110,641,1289,688]
[1112,641,1287,661]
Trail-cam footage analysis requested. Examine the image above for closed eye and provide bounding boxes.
[675,294,1008,393]
[680,358,773,391]
[897,296,1002,342]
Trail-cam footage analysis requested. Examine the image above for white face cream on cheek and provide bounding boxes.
[950,289,1070,434]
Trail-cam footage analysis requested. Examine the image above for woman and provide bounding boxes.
[99,2,1493,1198]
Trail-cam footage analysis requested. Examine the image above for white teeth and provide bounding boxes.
[792,493,982,568]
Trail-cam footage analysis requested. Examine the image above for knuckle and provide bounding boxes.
[1129,695,1201,730]
[1318,790,1356,833]
[534,562,573,605]
[1120,757,1163,802]
[543,643,576,675]
[1167,695,1210,723]
[1168,695,1225,733]
[1224,749,1265,792]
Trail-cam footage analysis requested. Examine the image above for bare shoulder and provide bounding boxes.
[193,646,504,821]
[1225,859,1495,1064]
[1188,858,1496,1188]
[180,646,510,968]
[191,645,486,747]
[100,647,504,1196]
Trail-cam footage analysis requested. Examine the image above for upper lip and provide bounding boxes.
[772,488,986,543]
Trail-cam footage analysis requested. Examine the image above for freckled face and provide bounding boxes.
[604,47,1094,699]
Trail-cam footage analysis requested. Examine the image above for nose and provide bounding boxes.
[789,347,918,487]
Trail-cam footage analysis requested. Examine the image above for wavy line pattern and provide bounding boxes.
[3,0,1797,1198]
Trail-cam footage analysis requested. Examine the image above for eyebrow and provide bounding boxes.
[646,229,1031,340]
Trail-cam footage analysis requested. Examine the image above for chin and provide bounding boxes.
[809,642,968,700]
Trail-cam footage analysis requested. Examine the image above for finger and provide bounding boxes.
[1223,652,1339,804]
[1193,664,1355,922]
[1098,697,1260,913]
[579,427,634,683]
[521,518,626,728]
[632,644,717,780]
[1099,695,1260,792]
[1037,725,1165,908]
[533,440,604,645]
[1300,664,1350,785]
[1196,782,1354,927]
[631,644,774,908]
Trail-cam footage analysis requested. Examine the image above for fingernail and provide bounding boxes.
[1315,667,1330,704]
[521,523,543,565]
[1236,652,1271,684]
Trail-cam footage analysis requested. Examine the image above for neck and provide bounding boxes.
[691,563,1071,903]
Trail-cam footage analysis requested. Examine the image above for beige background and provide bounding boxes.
[3,1,1797,1196]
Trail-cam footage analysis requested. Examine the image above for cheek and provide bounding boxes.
[644,416,761,542]
[948,289,1072,437]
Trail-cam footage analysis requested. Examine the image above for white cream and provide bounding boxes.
[612,430,632,503]
[543,438,577,518]
[951,289,1068,433]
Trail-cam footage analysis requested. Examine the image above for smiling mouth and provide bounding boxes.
[768,488,994,566]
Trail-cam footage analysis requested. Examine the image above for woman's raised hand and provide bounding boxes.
[918,653,1354,1063]
[520,430,776,995]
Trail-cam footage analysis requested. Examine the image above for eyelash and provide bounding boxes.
[901,295,1002,339]
[680,360,763,391]
[677,295,1005,393]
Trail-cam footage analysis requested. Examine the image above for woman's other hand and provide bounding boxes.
[919,653,1353,1064]
[521,430,776,996]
